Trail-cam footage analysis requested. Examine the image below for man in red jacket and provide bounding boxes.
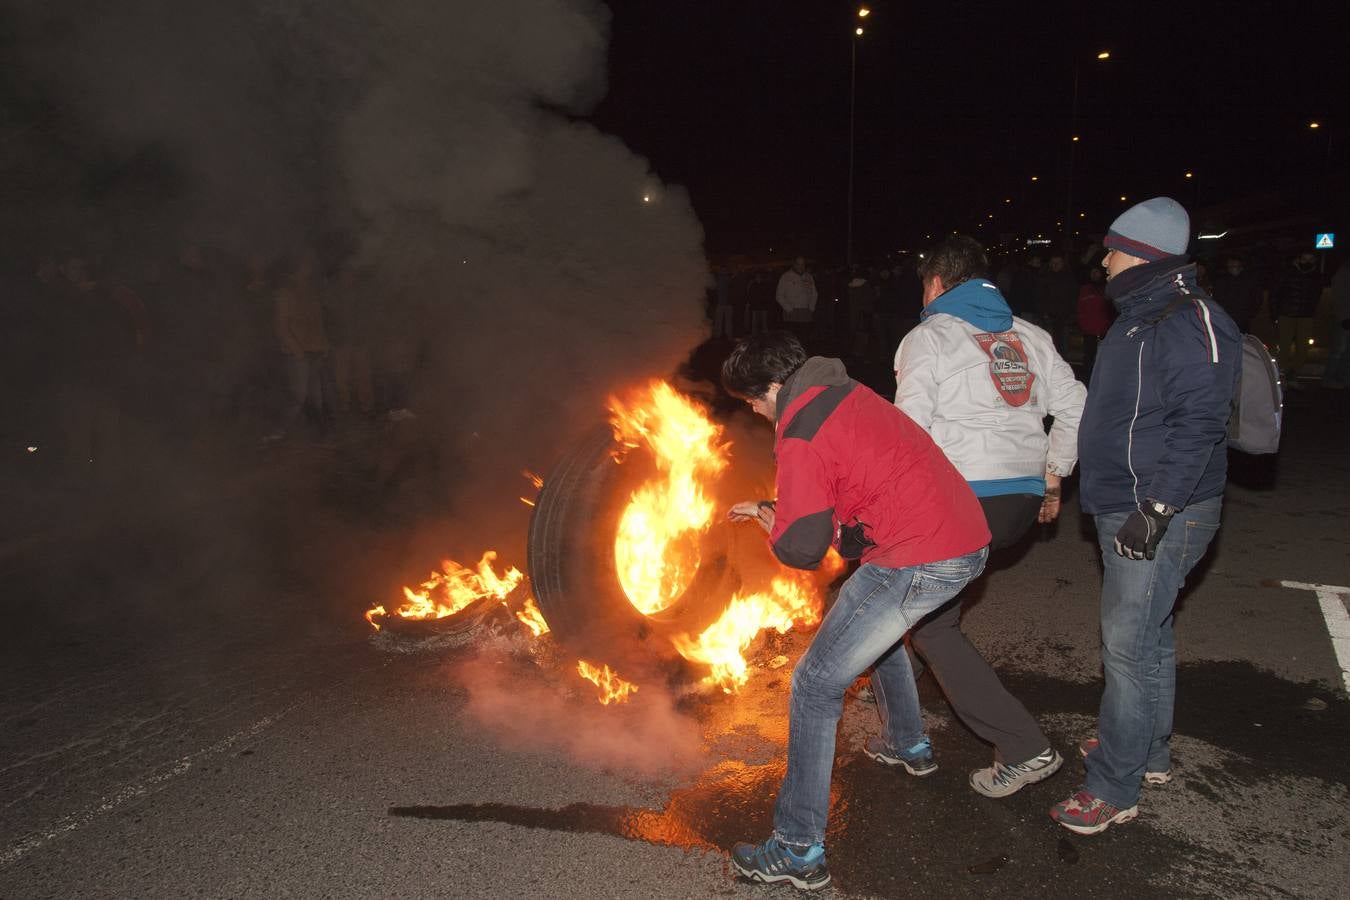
[722,331,991,891]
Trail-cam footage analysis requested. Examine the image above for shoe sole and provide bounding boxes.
[731,861,831,891]
[1079,740,1173,785]
[1052,804,1139,835]
[865,747,937,777]
[969,751,1064,798]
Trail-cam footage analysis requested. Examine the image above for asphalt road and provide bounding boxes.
[2,386,1348,899]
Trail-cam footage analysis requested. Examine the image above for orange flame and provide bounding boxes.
[363,551,523,629]
[672,575,822,693]
[576,659,639,705]
[608,382,730,616]
[516,595,550,636]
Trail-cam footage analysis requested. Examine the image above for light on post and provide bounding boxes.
[1309,121,1321,130]
[1096,50,1111,60]
[855,26,864,36]
[857,6,870,17]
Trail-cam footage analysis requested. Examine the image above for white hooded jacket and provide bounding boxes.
[894,278,1086,492]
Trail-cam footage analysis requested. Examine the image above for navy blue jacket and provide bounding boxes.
[1079,260,1241,515]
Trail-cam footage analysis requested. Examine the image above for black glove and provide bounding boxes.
[1114,502,1174,560]
[838,520,875,559]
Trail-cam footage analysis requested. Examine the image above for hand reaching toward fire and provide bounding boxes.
[728,500,775,534]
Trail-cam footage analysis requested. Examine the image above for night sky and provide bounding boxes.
[593,0,1346,259]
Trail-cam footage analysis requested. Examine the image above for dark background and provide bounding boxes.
[593,0,1347,259]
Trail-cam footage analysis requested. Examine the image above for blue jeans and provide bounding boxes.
[772,548,988,847]
[1085,496,1221,809]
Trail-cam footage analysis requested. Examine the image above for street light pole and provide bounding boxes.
[845,9,869,270]
[846,32,857,270]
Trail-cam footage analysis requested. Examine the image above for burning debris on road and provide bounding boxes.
[362,379,842,702]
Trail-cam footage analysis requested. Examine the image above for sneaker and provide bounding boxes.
[864,735,937,777]
[969,747,1064,798]
[730,837,830,891]
[1049,789,1139,835]
[1078,737,1173,785]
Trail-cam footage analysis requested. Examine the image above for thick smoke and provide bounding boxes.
[4,0,709,552]
[450,647,706,779]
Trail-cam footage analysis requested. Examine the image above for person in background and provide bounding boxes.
[776,256,818,341]
[1209,254,1263,334]
[1323,256,1350,391]
[1077,265,1112,379]
[267,251,329,441]
[1034,254,1079,354]
[1271,251,1325,386]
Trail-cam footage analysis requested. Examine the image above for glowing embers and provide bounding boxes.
[364,551,523,631]
[672,576,819,694]
[608,382,730,616]
[576,659,639,705]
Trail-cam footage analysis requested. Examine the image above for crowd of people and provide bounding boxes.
[719,198,1264,890]
[9,244,426,487]
[707,240,1350,390]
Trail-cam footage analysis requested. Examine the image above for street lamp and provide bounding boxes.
[846,7,869,269]
[1066,50,1111,246]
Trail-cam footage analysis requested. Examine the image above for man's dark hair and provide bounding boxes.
[721,330,807,400]
[917,235,989,287]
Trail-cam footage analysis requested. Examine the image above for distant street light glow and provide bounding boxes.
[855,27,864,35]
[858,6,870,17]
[1197,231,1228,240]
[1184,172,1193,179]
[1097,50,1111,60]
[1031,175,1039,182]
[1072,135,1080,142]
[1309,121,1321,129]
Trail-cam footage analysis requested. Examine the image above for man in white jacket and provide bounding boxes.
[776,256,818,325]
[881,235,1087,798]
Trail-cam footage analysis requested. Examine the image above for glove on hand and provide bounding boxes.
[1114,503,1173,560]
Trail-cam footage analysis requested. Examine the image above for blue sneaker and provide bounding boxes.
[730,837,830,891]
[864,735,938,776]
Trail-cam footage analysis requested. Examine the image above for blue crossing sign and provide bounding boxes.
[1315,232,1335,250]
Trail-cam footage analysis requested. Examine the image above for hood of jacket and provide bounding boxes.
[776,356,850,421]
[921,278,1014,332]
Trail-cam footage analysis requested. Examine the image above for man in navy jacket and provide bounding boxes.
[1050,198,1240,836]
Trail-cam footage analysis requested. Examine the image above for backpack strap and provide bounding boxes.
[1144,295,1194,326]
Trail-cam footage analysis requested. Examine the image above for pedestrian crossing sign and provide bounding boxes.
[1315,232,1335,249]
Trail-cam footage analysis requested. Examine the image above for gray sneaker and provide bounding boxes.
[970,747,1064,798]
[864,735,937,777]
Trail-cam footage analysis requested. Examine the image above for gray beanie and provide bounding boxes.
[1103,197,1190,261]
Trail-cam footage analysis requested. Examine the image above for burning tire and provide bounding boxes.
[527,423,737,661]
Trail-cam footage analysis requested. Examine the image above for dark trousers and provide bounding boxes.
[907,493,1048,763]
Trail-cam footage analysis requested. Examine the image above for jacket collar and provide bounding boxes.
[776,356,849,422]
[1107,257,1196,318]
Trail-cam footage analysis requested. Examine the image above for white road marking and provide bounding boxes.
[1278,581,1350,693]
[0,708,291,869]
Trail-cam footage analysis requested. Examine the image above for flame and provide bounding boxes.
[576,659,639,705]
[516,595,550,636]
[672,575,822,693]
[608,382,730,616]
[363,551,523,629]
[364,605,387,631]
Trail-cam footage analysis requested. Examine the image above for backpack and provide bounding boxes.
[1147,297,1283,456]
[1227,334,1283,454]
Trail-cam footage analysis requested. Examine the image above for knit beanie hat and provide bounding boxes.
[1103,197,1190,261]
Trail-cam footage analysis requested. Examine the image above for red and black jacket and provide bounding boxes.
[770,357,991,570]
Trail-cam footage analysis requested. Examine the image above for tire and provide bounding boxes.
[527,423,738,666]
